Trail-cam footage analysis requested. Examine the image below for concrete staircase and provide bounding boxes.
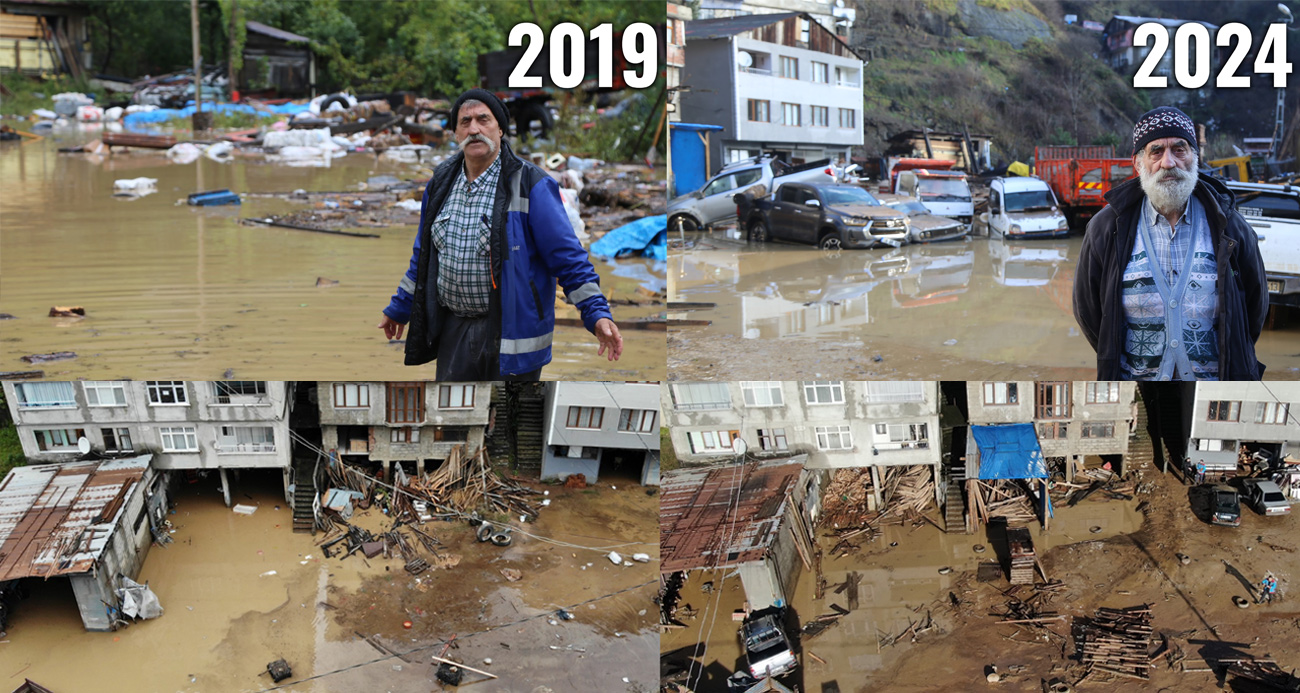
[514,384,546,474]
[292,455,318,534]
[944,466,968,533]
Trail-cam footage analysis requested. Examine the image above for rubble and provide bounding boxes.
[1073,605,1154,682]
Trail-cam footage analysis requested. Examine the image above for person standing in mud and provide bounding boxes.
[1072,106,1268,380]
[378,88,622,379]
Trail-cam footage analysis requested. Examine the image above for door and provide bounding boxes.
[697,172,739,223]
[988,187,1005,237]
[770,185,806,241]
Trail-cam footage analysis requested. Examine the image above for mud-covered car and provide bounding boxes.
[876,192,969,243]
[1243,479,1292,516]
[740,606,797,679]
[741,182,910,249]
[1211,484,1242,526]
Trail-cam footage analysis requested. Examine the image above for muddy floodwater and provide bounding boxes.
[667,235,1300,380]
[0,133,665,380]
[0,472,659,692]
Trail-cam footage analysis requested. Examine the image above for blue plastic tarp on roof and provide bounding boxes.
[972,423,1047,479]
[590,215,667,261]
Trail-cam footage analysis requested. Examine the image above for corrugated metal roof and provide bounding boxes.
[660,455,805,574]
[246,20,313,45]
[0,455,151,581]
[684,12,803,39]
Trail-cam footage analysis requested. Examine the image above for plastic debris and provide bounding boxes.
[632,553,650,563]
[607,551,622,565]
[113,177,157,198]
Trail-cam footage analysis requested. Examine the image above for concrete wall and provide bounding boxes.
[539,382,660,483]
[317,382,491,464]
[737,559,784,611]
[1188,382,1300,453]
[680,37,736,175]
[966,381,1136,459]
[70,466,159,631]
[641,450,661,486]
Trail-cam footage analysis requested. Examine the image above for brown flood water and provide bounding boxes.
[660,495,1143,692]
[0,134,664,380]
[1,472,659,692]
[667,236,1300,380]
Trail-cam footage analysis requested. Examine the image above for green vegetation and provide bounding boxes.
[0,72,94,117]
[660,427,677,472]
[0,390,25,480]
[550,80,665,161]
[162,109,281,130]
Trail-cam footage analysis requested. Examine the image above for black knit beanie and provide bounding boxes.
[1131,106,1197,156]
[450,88,510,133]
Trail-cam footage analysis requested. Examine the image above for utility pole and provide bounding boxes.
[228,0,239,99]
[191,0,206,132]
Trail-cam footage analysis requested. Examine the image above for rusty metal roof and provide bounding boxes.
[0,455,151,581]
[660,455,805,574]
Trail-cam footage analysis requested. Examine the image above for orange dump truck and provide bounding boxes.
[1034,145,1136,227]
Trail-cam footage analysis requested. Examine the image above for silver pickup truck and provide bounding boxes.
[668,155,833,231]
[1228,180,1300,307]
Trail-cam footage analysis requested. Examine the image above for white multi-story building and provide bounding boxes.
[540,382,660,486]
[4,381,292,505]
[1185,382,1300,462]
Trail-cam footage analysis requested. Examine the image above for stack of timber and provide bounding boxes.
[1074,605,1154,681]
[968,479,1039,524]
[821,469,875,528]
[1226,658,1300,691]
[821,466,940,556]
[1006,526,1037,585]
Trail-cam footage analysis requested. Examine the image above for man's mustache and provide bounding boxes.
[459,133,495,150]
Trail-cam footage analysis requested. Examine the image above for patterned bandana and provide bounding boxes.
[1132,106,1198,156]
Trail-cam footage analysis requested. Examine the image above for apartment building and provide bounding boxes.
[540,382,661,486]
[681,11,864,169]
[4,381,292,505]
[1184,382,1300,468]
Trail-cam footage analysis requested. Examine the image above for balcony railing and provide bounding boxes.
[215,442,277,454]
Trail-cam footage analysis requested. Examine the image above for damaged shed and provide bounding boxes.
[0,454,164,631]
[241,20,316,97]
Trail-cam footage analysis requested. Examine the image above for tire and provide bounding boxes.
[670,214,700,233]
[320,93,351,113]
[747,218,770,243]
[516,101,553,139]
[490,532,513,547]
[476,522,494,543]
[819,232,843,250]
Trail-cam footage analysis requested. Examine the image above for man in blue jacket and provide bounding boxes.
[378,89,622,379]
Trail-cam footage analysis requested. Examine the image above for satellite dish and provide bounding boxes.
[732,437,748,457]
[78,437,92,454]
[736,51,753,68]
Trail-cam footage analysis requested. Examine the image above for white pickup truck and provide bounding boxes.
[1227,181,1300,308]
[668,155,833,231]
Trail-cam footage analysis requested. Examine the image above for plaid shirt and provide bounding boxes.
[1141,195,1201,287]
[432,156,501,316]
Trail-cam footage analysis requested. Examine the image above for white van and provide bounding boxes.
[895,169,974,228]
[983,177,1070,239]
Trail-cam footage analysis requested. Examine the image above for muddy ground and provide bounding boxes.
[666,231,1300,381]
[0,469,659,692]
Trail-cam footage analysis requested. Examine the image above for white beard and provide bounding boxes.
[1138,153,1198,217]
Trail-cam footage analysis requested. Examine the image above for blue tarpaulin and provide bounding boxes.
[972,423,1047,479]
[590,215,667,261]
[123,101,311,130]
[669,122,723,197]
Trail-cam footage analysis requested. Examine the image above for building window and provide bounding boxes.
[1036,382,1071,419]
[688,430,737,454]
[983,382,1018,405]
[816,425,853,450]
[741,381,784,407]
[838,108,856,128]
[14,382,76,408]
[1085,382,1121,404]
[1081,422,1115,438]
[618,409,657,433]
[159,426,199,452]
[811,61,829,83]
[1207,400,1240,422]
[1037,422,1068,439]
[799,18,811,43]
[438,384,475,409]
[390,427,420,444]
[835,67,860,87]
[1254,401,1288,424]
[810,105,829,127]
[873,422,929,447]
[803,381,844,405]
[433,426,470,442]
[567,406,604,429]
[332,383,370,409]
[34,428,85,451]
[212,381,268,404]
[102,427,134,452]
[216,426,275,453]
[671,383,730,411]
[84,381,127,407]
[781,102,801,126]
[147,381,188,406]
[387,382,426,424]
[866,382,925,403]
[746,99,770,122]
[757,428,788,451]
[779,55,798,79]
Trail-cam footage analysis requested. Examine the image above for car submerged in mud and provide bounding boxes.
[739,182,910,249]
[738,606,798,680]
[876,192,969,243]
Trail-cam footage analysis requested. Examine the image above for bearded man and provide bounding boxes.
[1073,106,1267,380]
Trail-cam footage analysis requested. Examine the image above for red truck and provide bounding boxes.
[1034,145,1135,227]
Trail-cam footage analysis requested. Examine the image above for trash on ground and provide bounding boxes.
[20,351,76,364]
[48,306,85,317]
[113,177,157,198]
[232,504,258,515]
[187,189,241,206]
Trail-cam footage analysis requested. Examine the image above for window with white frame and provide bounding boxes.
[815,425,852,450]
[332,383,370,409]
[159,426,199,452]
[741,381,784,407]
[147,381,188,406]
[811,61,829,83]
[1081,422,1115,438]
[779,55,798,79]
[618,409,657,433]
[390,426,420,444]
[84,381,127,407]
[688,430,737,454]
[983,382,1018,405]
[438,384,475,409]
[14,382,76,408]
[212,381,268,404]
[835,66,860,87]
[757,428,788,451]
[671,383,730,410]
[872,422,928,448]
[866,382,925,403]
[102,427,133,452]
[216,425,275,453]
[1085,382,1121,404]
[838,108,856,128]
[567,406,604,429]
[781,102,801,126]
[34,428,85,451]
[1255,401,1290,424]
[803,381,844,405]
[799,18,810,43]
[810,105,829,127]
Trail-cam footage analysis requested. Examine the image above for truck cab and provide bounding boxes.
[1225,180,1300,308]
[895,169,974,228]
[983,177,1070,239]
[740,607,797,679]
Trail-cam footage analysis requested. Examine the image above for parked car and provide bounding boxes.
[876,192,969,243]
[668,156,833,231]
[1224,180,1300,309]
[1210,484,1242,526]
[894,168,974,229]
[1243,479,1292,516]
[982,177,1070,238]
[740,182,910,249]
[740,607,797,679]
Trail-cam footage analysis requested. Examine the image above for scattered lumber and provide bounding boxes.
[1074,605,1154,681]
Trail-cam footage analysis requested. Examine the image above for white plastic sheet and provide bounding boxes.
[117,576,163,619]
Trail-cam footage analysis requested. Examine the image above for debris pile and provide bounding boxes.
[1226,658,1300,691]
[1073,605,1153,682]
[968,479,1039,524]
[819,466,940,557]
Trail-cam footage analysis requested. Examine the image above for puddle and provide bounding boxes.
[0,133,664,380]
[667,236,1300,380]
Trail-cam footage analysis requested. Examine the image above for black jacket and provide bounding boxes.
[1072,173,1268,380]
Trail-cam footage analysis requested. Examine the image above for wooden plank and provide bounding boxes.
[242,217,380,238]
